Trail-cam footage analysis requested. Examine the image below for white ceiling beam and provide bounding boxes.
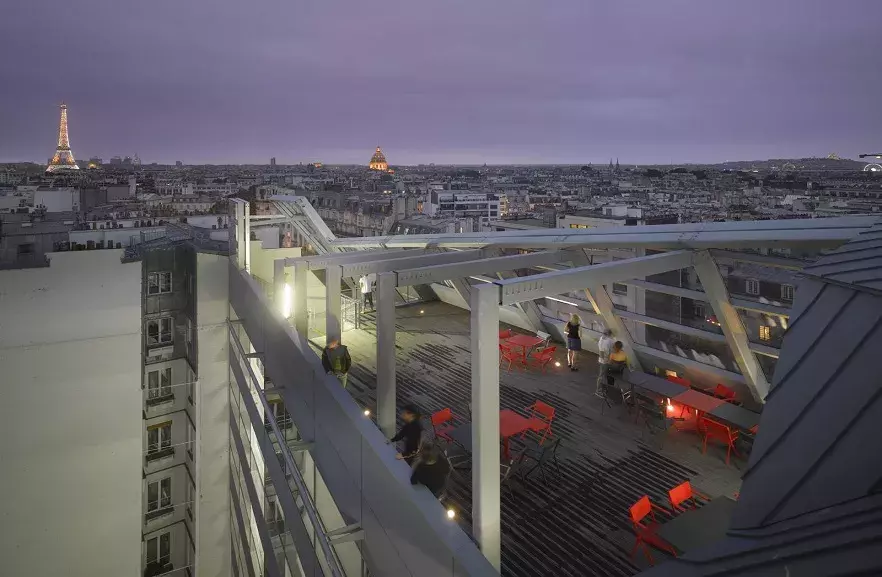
[394,250,565,287]
[341,249,486,278]
[495,250,695,305]
[285,249,427,270]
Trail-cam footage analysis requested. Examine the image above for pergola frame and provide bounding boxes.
[373,250,567,436]
[466,248,775,567]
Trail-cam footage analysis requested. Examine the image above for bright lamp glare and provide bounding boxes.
[420,310,425,314]
[363,409,371,416]
[554,361,561,367]
[446,509,456,519]
[282,283,293,319]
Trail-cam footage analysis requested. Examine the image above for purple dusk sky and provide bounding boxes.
[1,0,880,165]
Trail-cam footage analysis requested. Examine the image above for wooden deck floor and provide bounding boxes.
[315,301,744,576]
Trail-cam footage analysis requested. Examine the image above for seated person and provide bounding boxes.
[607,341,628,386]
[410,441,451,498]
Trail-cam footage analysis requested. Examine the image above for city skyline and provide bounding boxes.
[2,1,881,165]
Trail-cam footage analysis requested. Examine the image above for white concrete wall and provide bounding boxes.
[0,250,143,577]
[194,253,232,577]
[249,243,302,286]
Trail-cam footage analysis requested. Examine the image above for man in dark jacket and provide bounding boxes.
[390,404,434,465]
[321,337,351,388]
[410,440,452,498]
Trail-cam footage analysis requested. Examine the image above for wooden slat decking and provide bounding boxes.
[315,302,744,576]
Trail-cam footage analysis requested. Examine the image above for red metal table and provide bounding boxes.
[673,389,727,415]
[499,409,534,458]
[503,334,546,367]
[447,409,534,460]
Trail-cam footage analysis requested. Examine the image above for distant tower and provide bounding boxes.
[46,103,80,173]
[615,158,620,173]
[369,146,389,171]
[608,158,614,175]
[270,157,276,167]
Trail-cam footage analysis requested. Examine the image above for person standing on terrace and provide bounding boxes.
[564,313,583,371]
[595,329,614,397]
[321,337,352,388]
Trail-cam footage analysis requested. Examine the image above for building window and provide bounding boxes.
[759,326,771,341]
[147,422,172,454]
[781,284,794,301]
[613,303,628,311]
[147,477,172,514]
[17,243,35,255]
[147,317,173,346]
[694,303,706,319]
[745,278,760,296]
[612,283,628,296]
[147,368,172,400]
[146,532,171,567]
[148,272,173,295]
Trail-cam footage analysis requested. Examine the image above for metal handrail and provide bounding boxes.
[228,322,345,577]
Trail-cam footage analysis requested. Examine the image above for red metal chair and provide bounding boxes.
[522,400,555,444]
[629,496,678,565]
[528,346,557,372]
[668,481,709,513]
[698,416,740,465]
[499,329,514,340]
[499,343,522,371]
[713,384,739,404]
[431,408,456,441]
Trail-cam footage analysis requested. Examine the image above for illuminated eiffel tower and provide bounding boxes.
[46,102,80,173]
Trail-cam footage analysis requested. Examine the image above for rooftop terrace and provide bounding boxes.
[312,301,744,576]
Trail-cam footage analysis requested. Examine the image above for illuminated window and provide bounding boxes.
[745,278,760,295]
[781,284,794,301]
[759,326,771,341]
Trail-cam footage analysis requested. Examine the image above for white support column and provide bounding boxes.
[273,259,285,314]
[243,201,251,273]
[376,272,397,437]
[234,201,246,270]
[692,250,770,402]
[293,261,309,338]
[325,264,342,345]
[471,283,501,571]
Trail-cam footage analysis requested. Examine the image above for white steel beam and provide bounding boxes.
[375,272,397,437]
[330,216,878,251]
[325,264,342,345]
[394,250,565,287]
[341,249,485,279]
[693,250,770,402]
[288,249,427,270]
[471,284,501,571]
[497,250,695,305]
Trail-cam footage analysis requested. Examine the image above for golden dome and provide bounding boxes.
[369,146,389,171]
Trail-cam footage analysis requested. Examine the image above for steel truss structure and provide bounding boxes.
[251,197,882,570]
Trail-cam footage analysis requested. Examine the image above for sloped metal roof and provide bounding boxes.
[639,217,882,576]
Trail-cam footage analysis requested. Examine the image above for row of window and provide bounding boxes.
[146,531,171,567]
[146,317,193,348]
[743,279,793,301]
[148,271,173,295]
